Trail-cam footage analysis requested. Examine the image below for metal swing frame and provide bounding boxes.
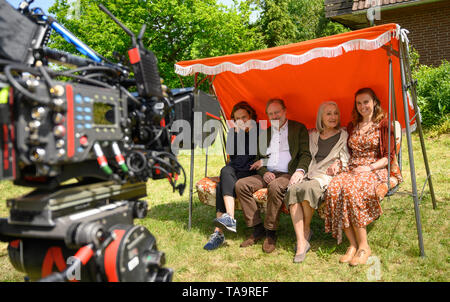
[183,38,437,258]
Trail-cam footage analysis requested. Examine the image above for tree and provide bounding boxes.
[253,0,297,47]
[48,0,265,88]
[290,0,350,40]
[252,0,349,46]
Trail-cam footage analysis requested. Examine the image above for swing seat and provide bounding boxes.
[195,176,267,213]
[376,120,404,199]
[195,177,291,214]
[196,121,402,215]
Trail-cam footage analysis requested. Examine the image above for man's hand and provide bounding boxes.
[250,159,263,170]
[288,170,304,186]
[263,171,276,184]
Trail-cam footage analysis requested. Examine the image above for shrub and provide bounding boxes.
[409,46,421,74]
[413,60,450,128]
[427,118,450,138]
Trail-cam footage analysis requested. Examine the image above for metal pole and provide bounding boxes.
[399,40,426,257]
[205,146,208,177]
[400,43,438,210]
[188,147,194,231]
[388,57,393,191]
[188,90,196,231]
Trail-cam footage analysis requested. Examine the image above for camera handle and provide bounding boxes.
[38,244,95,282]
[98,4,163,98]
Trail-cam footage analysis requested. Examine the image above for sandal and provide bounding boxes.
[339,246,357,263]
[349,248,371,266]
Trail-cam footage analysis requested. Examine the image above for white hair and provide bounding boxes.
[316,101,341,133]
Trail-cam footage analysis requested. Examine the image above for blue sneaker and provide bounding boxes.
[214,213,237,233]
[203,231,225,251]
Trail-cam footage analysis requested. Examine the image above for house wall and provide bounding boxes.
[374,1,450,66]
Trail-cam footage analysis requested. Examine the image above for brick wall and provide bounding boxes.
[374,1,450,66]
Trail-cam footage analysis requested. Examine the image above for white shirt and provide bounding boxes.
[266,121,291,173]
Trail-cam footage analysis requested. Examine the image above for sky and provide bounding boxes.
[5,0,258,21]
[218,0,234,6]
[6,0,236,14]
[6,0,55,13]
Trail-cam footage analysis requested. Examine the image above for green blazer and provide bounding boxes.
[256,120,312,177]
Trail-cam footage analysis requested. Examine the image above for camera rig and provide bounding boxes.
[0,0,194,281]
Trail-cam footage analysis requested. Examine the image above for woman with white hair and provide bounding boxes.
[284,101,350,263]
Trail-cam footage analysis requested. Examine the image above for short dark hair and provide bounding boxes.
[265,98,286,113]
[230,101,257,121]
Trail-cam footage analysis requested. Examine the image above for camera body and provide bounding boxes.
[0,0,194,282]
[1,79,182,188]
[2,81,124,184]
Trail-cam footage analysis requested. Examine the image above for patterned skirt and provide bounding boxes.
[320,168,387,244]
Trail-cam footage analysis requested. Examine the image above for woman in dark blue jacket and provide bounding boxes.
[204,101,259,250]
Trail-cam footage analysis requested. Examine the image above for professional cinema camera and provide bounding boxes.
[0,0,194,281]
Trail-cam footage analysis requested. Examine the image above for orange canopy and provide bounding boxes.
[175,23,415,129]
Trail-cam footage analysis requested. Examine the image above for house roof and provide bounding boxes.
[352,0,416,11]
[325,0,432,29]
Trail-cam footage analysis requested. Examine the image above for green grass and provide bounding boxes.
[0,133,449,282]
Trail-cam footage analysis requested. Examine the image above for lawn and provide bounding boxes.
[0,132,448,282]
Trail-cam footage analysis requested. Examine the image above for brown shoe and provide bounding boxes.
[262,236,277,253]
[349,248,371,266]
[339,246,357,263]
[240,233,264,248]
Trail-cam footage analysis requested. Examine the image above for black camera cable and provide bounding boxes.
[3,64,51,104]
[148,151,186,195]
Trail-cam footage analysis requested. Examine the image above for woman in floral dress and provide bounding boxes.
[321,88,401,266]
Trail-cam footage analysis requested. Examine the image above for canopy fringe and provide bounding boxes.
[175,26,409,77]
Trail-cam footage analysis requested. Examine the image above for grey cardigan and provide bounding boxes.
[306,128,350,189]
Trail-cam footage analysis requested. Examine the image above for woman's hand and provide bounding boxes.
[326,160,340,176]
[288,170,305,187]
[250,159,263,170]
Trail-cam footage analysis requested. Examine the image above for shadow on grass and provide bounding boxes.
[381,205,408,251]
[147,196,341,255]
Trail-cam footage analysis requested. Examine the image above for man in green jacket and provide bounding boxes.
[235,99,311,253]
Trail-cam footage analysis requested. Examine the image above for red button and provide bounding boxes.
[128,48,140,64]
[79,136,88,147]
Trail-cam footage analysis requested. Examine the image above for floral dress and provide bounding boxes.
[322,122,388,244]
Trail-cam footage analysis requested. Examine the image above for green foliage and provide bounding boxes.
[316,245,337,261]
[253,0,298,47]
[426,118,450,138]
[46,0,350,88]
[252,0,349,47]
[413,60,450,128]
[288,0,350,41]
[408,46,421,74]
[48,0,264,88]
